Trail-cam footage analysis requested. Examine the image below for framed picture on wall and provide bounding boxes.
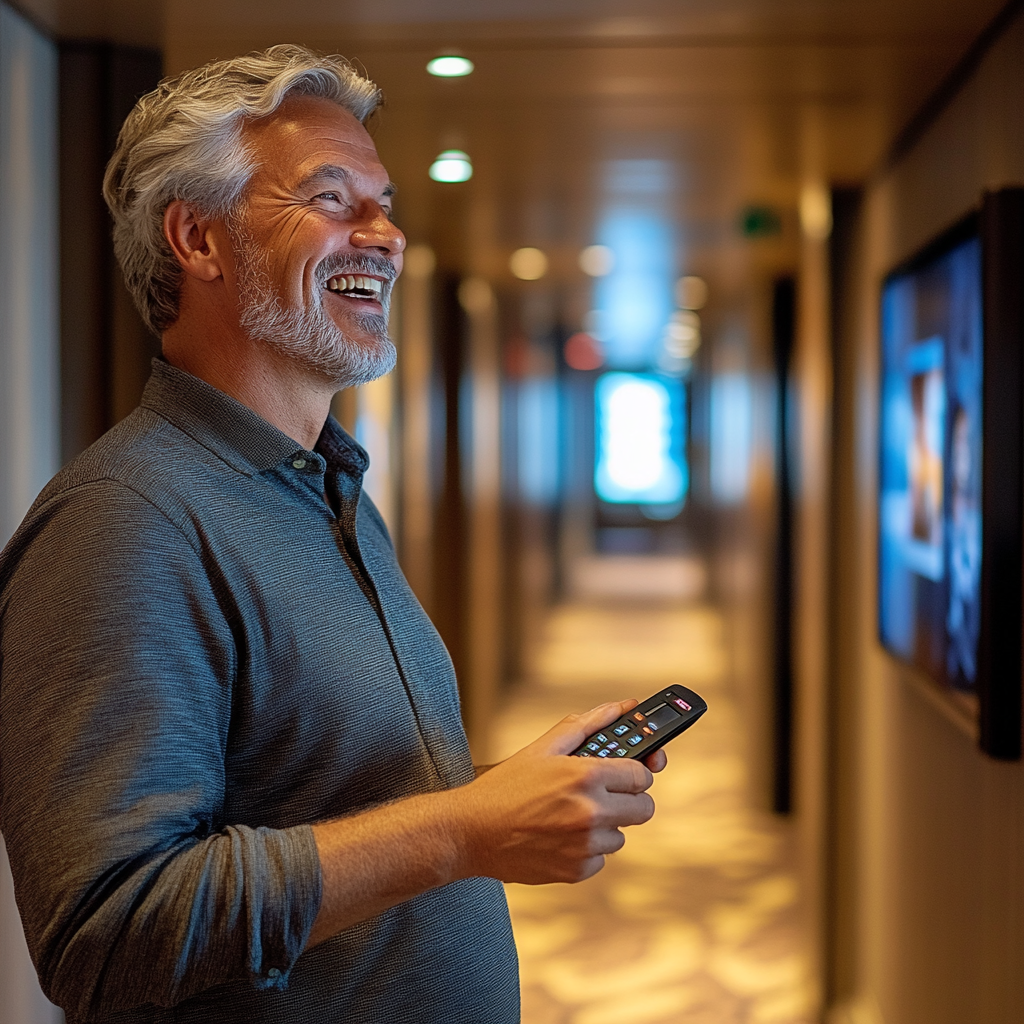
[878,189,1024,760]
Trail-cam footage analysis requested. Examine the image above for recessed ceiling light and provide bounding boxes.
[510,247,548,281]
[427,55,474,78]
[429,149,473,183]
[579,244,614,277]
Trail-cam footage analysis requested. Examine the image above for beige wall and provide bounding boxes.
[0,4,63,1022]
[830,11,1024,1023]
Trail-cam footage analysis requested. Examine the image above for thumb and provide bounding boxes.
[534,699,640,756]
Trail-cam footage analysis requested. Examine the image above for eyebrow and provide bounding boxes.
[296,163,397,200]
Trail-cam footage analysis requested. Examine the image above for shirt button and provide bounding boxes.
[292,458,307,470]
[267,967,282,979]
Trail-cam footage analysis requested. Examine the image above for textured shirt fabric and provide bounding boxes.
[0,359,519,1023]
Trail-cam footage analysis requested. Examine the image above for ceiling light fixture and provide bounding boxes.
[579,244,614,277]
[510,247,548,281]
[427,55,474,78]
[429,149,473,183]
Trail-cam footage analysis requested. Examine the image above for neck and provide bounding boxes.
[162,321,335,452]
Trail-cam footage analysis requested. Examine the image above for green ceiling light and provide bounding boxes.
[429,149,473,183]
[427,55,474,78]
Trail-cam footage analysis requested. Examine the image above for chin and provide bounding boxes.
[243,298,397,390]
[319,334,398,389]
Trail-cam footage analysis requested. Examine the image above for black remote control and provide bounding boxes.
[571,685,707,760]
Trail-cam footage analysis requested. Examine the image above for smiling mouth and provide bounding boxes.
[326,274,384,300]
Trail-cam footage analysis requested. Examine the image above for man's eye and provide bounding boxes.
[316,192,341,202]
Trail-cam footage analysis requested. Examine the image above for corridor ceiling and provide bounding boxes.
[18,0,1011,290]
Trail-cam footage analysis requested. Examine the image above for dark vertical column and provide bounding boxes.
[59,45,112,461]
[59,43,161,462]
[431,274,468,688]
[823,186,864,1010]
[979,187,1024,760]
[106,47,164,423]
[771,276,796,814]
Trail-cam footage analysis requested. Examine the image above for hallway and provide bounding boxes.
[491,597,813,1024]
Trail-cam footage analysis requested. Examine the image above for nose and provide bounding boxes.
[351,204,406,257]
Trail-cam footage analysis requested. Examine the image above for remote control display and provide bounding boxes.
[572,685,707,760]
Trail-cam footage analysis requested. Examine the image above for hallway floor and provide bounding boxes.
[489,602,814,1024]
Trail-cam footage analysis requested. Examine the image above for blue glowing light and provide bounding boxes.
[595,373,687,505]
[709,373,752,504]
[593,212,676,368]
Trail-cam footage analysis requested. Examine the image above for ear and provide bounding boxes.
[163,200,228,282]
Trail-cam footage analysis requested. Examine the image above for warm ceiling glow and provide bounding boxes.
[675,276,708,310]
[800,182,833,240]
[426,55,475,78]
[429,150,473,182]
[510,247,548,281]
[579,244,614,277]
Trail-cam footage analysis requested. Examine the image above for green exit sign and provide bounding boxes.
[740,206,782,238]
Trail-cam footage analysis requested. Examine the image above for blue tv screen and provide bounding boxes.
[879,224,982,692]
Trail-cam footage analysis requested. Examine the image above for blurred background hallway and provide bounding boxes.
[494,588,812,1024]
[2,1,1023,1022]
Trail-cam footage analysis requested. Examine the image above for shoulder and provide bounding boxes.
[0,409,220,594]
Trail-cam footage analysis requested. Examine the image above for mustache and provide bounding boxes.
[316,252,398,289]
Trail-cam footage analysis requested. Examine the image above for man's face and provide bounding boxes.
[229,94,405,388]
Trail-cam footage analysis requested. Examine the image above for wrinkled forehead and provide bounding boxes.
[241,93,386,189]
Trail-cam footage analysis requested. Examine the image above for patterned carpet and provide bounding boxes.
[488,603,814,1024]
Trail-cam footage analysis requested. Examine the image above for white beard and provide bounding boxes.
[231,225,397,390]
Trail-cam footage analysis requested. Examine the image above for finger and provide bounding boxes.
[643,748,668,773]
[591,791,655,828]
[587,827,626,857]
[538,699,640,756]
[576,854,607,882]
[597,758,654,794]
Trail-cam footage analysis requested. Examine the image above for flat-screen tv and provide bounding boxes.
[879,217,982,691]
[878,190,1024,760]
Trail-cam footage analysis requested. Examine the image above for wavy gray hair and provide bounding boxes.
[103,44,381,335]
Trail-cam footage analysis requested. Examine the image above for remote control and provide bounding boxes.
[571,685,707,760]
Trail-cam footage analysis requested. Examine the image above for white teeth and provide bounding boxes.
[327,274,384,297]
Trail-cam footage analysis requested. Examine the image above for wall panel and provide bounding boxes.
[0,5,62,1022]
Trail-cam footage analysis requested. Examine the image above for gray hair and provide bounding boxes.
[102,44,382,335]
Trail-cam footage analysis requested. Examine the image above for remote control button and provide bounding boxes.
[606,741,619,750]
[597,749,610,757]
[586,742,601,752]
[615,747,629,756]
[578,750,591,756]
[595,733,609,744]
[613,724,630,736]
[627,734,643,746]
[649,705,682,729]
[632,712,645,722]
[642,726,653,735]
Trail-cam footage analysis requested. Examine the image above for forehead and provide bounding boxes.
[243,94,387,189]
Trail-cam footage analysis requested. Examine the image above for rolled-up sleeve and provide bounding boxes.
[0,480,322,1018]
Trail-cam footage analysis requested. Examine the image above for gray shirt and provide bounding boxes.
[0,359,519,1023]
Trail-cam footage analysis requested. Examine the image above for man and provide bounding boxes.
[0,45,665,1023]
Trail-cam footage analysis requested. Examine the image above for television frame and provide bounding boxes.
[878,188,1023,760]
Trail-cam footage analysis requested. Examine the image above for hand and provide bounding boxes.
[451,700,662,885]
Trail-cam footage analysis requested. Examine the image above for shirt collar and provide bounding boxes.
[140,358,369,478]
